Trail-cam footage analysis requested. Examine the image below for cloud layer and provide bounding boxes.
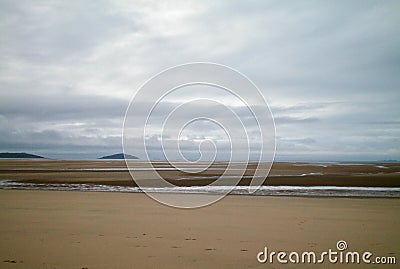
[1,0,399,160]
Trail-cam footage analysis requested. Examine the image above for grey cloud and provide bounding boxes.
[1,0,140,62]
[0,93,128,121]
[274,116,319,125]
[362,121,400,125]
[0,0,399,160]
[0,127,123,159]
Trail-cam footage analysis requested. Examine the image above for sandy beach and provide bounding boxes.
[0,189,399,268]
[1,160,399,268]
[2,0,399,268]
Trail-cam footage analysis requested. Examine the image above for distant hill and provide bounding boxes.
[99,153,139,160]
[0,152,45,159]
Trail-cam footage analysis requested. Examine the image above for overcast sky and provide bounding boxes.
[1,0,399,160]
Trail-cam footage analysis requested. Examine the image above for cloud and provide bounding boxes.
[0,92,128,121]
[0,0,399,160]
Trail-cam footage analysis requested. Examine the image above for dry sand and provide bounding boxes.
[0,190,399,268]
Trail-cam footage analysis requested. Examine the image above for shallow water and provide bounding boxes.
[1,180,399,198]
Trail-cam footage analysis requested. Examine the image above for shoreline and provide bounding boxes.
[1,181,400,199]
[3,186,400,198]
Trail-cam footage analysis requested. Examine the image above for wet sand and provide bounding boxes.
[0,159,399,187]
[0,190,399,268]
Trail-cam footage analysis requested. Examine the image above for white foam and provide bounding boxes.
[1,180,399,198]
